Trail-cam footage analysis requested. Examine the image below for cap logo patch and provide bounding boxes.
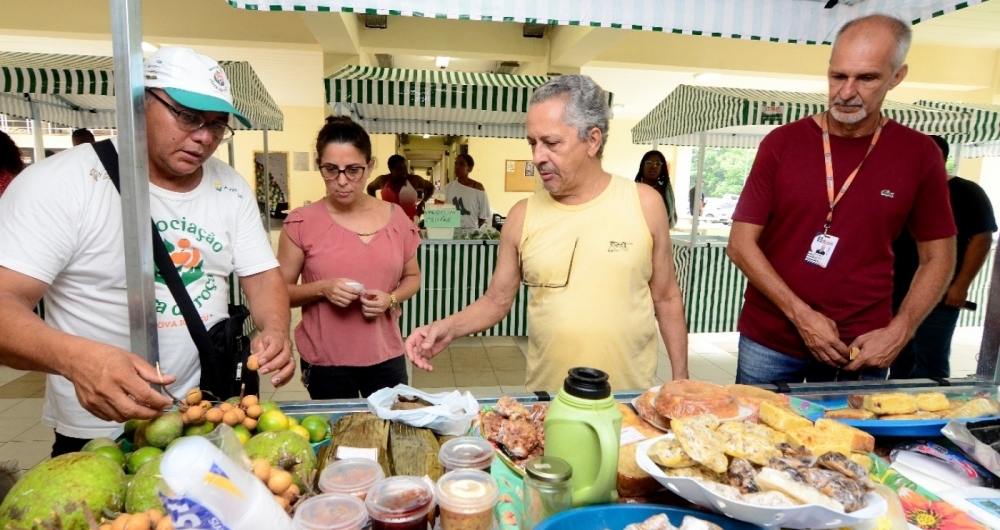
[210,68,227,93]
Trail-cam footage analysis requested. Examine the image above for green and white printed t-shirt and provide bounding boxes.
[0,140,277,439]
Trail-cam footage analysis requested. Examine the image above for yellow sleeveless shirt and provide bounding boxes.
[520,175,657,393]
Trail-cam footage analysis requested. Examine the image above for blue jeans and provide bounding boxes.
[736,335,888,384]
[890,304,961,379]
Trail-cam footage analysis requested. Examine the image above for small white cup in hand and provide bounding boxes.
[345,281,364,294]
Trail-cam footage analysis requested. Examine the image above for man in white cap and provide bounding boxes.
[0,47,293,455]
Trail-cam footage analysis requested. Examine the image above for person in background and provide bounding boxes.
[890,135,997,379]
[0,47,293,456]
[727,15,956,384]
[636,150,677,229]
[0,130,25,198]
[445,153,491,230]
[279,116,422,399]
[366,154,435,220]
[405,75,689,393]
[71,129,96,146]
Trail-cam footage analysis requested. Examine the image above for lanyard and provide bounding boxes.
[820,111,887,235]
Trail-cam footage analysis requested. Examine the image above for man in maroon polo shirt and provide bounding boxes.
[727,14,957,384]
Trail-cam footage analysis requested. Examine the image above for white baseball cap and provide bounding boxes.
[143,47,251,128]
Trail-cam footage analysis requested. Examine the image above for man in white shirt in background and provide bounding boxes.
[444,153,491,230]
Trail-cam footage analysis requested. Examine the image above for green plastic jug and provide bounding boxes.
[543,367,622,506]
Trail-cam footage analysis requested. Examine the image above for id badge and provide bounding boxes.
[806,233,839,268]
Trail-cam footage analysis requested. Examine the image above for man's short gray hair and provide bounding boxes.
[530,75,610,158]
[835,14,912,72]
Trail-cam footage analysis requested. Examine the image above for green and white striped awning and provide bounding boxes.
[0,52,283,131]
[915,100,1000,158]
[326,65,611,138]
[632,85,971,148]
[226,0,983,45]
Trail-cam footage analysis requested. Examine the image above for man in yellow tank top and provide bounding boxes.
[404,75,689,393]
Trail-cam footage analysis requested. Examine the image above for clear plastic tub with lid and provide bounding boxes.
[319,458,386,500]
[294,493,369,530]
[438,437,496,473]
[435,469,499,530]
[365,476,436,530]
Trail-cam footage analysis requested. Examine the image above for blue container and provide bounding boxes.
[533,504,765,530]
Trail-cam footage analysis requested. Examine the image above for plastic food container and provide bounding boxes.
[294,493,369,530]
[319,458,386,500]
[365,476,436,530]
[438,437,496,473]
[435,469,499,530]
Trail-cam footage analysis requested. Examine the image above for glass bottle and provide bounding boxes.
[521,456,572,530]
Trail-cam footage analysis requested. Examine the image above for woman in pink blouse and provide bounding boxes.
[0,131,25,198]
[278,116,422,399]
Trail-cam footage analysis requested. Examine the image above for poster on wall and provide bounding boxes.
[505,159,535,192]
[506,160,515,172]
[524,162,535,177]
[254,151,290,219]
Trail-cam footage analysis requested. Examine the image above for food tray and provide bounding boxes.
[533,503,765,530]
[802,396,1000,437]
[635,434,887,529]
[631,385,752,431]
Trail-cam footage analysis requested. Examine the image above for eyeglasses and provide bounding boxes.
[644,160,664,168]
[146,90,235,141]
[519,237,578,288]
[319,164,367,182]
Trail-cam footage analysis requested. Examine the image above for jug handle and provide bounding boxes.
[572,420,619,503]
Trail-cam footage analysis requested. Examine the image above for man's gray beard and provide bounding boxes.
[830,105,868,124]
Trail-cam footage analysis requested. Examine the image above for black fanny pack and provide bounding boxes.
[93,139,258,400]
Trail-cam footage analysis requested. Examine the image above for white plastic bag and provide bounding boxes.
[366,384,479,436]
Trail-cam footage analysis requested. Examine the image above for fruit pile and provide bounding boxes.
[251,458,302,510]
[102,509,172,530]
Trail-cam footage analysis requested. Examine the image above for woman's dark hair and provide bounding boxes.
[455,153,475,169]
[315,116,372,162]
[635,150,669,189]
[0,130,24,177]
[387,154,407,169]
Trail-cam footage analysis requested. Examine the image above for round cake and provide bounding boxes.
[654,380,739,419]
[725,384,785,408]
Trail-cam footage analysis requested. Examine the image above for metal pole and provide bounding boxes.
[28,97,45,163]
[690,131,707,249]
[110,0,159,368]
[953,142,963,175]
[977,243,1000,383]
[263,127,272,240]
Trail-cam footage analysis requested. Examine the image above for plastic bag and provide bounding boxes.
[367,384,479,436]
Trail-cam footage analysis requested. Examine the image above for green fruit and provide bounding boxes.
[300,415,330,443]
[81,437,119,453]
[125,455,164,514]
[93,446,127,470]
[123,419,145,441]
[244,430,317,489]
[127,446,164,475]
[184,422,216,437]
[226,397,242,406]
[146,412,184,449]
[259,401,280,413]
[232,425,251,445]
[133,422,149,449]
[0,452,125,529]
[257,410,289,432]
[166,436,188,451]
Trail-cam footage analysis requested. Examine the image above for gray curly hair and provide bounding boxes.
[530,75,610,158]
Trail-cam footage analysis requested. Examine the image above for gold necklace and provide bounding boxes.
[356,228,380,237]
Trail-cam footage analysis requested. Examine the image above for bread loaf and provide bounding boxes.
[863,393,918,415]
[616,404,665,498]
[814,418,875,453]
[915,392,950,412]
[759,402,813,432]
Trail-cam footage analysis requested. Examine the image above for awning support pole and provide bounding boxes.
[28,97,45,163]
[110,0,159,369]
[953,143,963,175]
[690,131,707,249]
[263,127,272,241]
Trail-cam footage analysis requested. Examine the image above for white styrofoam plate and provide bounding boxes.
[635,434,887,529]
[631,386,752,431]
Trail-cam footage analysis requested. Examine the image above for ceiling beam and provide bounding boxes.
[358,17,547,63]
[298,12,360,55]
[549,26,627,68]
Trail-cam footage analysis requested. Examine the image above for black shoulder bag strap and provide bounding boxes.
[92,140,223,385]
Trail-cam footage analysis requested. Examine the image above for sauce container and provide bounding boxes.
[365,476,436,530]
[294,493,368,530]
[319,458,386,500]
[435,469,498,530]
[438,437,495,473]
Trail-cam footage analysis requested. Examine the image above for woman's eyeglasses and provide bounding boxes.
[319,165,366,182]
[519,237,578,288]
[644,160,664,168]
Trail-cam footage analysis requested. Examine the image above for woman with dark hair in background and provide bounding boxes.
[0,131,25,198]
[278,116,422,399]
[635,150,677,228]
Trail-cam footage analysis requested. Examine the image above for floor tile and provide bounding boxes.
[454,371,499,387]
[480,337,516,347]
[18,372,46,383]
[489,356,526,371]
[500,385,528,395]
[272,391,312,402]
[494,370,526,386]
[0,399,44,419]
[485,346,523,359]
[450,337,484,348]
[12,422,54,443]
[0,399,23,415]
[452,358,490,372]
[419,387,458,394]
[455,386,502,398]
[412,370,456,389]
[450,347,489,360]
[0,367,29,387]
[0,381,45,400]
[0,419,40,443]
[0,441,52,470]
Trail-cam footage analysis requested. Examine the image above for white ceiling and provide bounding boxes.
[912,0,1000,48]
[389,56,508,74]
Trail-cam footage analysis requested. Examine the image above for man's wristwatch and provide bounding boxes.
[388,292,398,312]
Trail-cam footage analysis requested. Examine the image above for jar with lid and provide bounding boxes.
[521,456,572,530]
